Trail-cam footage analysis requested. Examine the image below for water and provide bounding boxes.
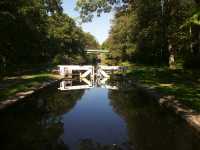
[0,78,200,150]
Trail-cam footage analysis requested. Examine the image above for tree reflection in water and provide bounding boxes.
[78,138,133,150]
[1,79,200,150]
[0,84,84,150]
[108,80,200,150]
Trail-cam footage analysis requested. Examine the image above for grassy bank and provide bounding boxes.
[127,65,200,111]
[0,72,62,101]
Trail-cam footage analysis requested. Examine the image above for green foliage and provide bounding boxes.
[47,13,86,62]
[127,65,200,111]
[84,32,100,49]
[76,0,113,22]
[77,0,200,68]
[0,0,96,76]
[52,54,67,65]
[105,10,136,64]
[182,4,200,68]
[0,72,60,101]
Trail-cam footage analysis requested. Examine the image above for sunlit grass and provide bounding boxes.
[0,72,62,101]
[127,65,200,111]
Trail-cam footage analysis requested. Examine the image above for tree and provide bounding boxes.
[103,10,136,64]
[84,32,100,49]
[76,0,200,68]
[45,0,63,14]
[0,0,93,75]
[181,0,200,68]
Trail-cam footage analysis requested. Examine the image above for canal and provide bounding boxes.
[0,78,200,150]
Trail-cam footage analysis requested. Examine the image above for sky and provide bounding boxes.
[62,0,113,44]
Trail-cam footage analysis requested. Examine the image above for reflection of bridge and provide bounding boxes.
[58,78,93,91]
[58,65,126,78]
[58,77,118,91]
[85,49,109,54]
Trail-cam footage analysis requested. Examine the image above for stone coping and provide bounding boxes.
[134,81,200,136]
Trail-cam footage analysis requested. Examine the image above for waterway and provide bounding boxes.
[0,77,200,150]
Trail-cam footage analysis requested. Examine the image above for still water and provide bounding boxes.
[0,78,200,150]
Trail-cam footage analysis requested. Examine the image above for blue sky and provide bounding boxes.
[62,0,113,44]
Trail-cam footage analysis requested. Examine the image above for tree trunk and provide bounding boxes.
[168,43,176,70]
[190,26,193,53]
[198,29,200,53]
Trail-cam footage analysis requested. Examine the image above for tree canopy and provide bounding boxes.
[0,0,100,75]
[77,0,200,68]
[84,32,100,49]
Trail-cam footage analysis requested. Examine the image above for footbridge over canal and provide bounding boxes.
[85,49,109,54]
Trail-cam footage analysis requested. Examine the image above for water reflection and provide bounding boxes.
[0,85,84,150]
[58,77,118,91]
[0,78,200,150]
[61,87,127,149]
[109,81,200,150]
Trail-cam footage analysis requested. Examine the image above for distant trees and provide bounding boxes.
[83,32,100,65]
[48,14,87,65]
[101,10,136,65]
[84,32,100,49]
[0,0,101,75]
[77,0,200,69]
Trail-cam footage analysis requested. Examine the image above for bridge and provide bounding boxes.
[58,65,126,78]
[58,65,94,78]
[85,49,109,54]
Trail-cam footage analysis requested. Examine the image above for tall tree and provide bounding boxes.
[84,32,100,49]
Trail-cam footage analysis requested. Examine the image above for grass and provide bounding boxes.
[127,64,200,111]
[0,72,61,101]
